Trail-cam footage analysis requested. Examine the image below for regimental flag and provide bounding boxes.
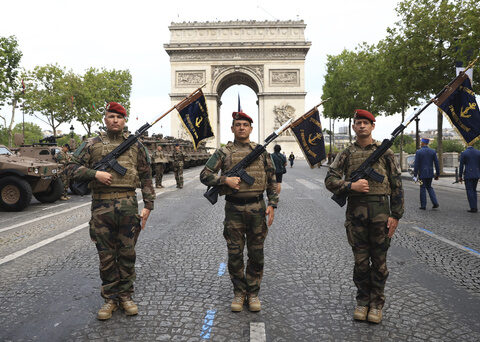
[435,73,480,146]
[175,89,214,150]
[21,79,26,94]
[290,108,326,168]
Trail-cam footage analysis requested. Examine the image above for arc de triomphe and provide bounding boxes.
[164,20,311,156]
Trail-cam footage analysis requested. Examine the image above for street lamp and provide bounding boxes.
[70,125,74,138]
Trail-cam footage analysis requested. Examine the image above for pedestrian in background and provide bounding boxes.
[200,110,278,313]
[413,138,440,210]
[459,145,480,213]
[288,152,295,168]
[271,144,287,194]
[325,109,404,324]
[67,102,155,320]
[172,143,184,188]
[55,143,71,200]
[151,145,167,188]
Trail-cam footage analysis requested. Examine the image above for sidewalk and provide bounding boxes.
[401,172,466,190]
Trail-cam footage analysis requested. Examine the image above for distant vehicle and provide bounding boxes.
[0,145,63,211]
[406,155,415,177]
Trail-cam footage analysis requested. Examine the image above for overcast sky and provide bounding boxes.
[0,0,462,143]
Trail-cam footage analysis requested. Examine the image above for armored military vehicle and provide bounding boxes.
[140,133,211,172]
[0,145,63,211]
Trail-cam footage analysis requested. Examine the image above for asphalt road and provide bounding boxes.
[0,162,479,341]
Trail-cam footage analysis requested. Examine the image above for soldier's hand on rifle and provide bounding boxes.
[140,208,151,230]
[225,177,241,190]
[95,171,113,186]
[351,179,369,193]
[387,217,399,238]
[266,206,275,226]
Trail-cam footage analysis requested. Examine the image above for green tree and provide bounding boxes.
[430,139,465,153]
[390,0,480,173]
[12,122,43,145]
[23,64,74,137]
[73,67,132,136]
[0,35,23,147]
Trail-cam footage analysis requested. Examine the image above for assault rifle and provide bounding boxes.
[330,58,478,207]
[203,118,293,205]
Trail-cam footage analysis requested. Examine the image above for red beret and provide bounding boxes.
[354,109,375,122]
[106,102,127,117]
[232,111,253,123]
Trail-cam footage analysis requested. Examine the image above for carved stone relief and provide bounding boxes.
[270,69,299,86]
[175,71,206,87]
[273,104,296,136]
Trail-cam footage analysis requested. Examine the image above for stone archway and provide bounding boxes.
[164,20,311,156]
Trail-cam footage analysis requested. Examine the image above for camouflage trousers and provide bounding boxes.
[89,195,141,300]
[345,196,391,309]
[60,171,69,197]
[223,200,268,296]
[173,163,183,187]
[154,163,164,186]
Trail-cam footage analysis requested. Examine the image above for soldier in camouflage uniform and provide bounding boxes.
[172,143,184,188]
[55,144,71,200]
[325,109,404,324]
[67,102,155,321]
[200,111,278,312]
[151,145,166,188]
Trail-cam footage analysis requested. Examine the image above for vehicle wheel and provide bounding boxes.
[0,176,33,211]
[34,176,63,203]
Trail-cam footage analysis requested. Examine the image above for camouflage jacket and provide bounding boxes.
[200,140,279,207]
[325,140,404,219]
[172,149,184,166]
[66,131,155,210]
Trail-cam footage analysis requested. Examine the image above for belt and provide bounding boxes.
[348,195,388,203]
[92,191,136,200]
[225,194,264,205]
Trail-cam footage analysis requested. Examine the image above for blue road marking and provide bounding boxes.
[200,309,216,339]
[218,262,226,276]
[463,246,480,255]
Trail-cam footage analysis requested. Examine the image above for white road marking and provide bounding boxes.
[281,182,292,189]
[411,226,480,258]
[0,223,88,266]
[42,203,67,211]
[0,203,90,234]
[250,322,266,342]
[296,178,321,190]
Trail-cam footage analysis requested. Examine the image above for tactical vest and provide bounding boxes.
[89,132,140,192]
[219,141,267,196]
[152,151,167,163]
[345,142,391,196]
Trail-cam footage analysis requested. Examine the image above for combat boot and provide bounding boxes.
[353,305,368,321]
[120,299,138,316]
[119,295,138,316]
[248,294,261,312]
[231,293,245,312]
[367,308,382,323]
[60,196,68,201]
[97,299,117,320]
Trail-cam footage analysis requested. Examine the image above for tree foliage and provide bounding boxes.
[0,35,23,146]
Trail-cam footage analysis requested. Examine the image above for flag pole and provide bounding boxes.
[150,83,207,126]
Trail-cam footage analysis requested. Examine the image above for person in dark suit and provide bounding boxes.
[413,138,440,210]
[459,146,480,213]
